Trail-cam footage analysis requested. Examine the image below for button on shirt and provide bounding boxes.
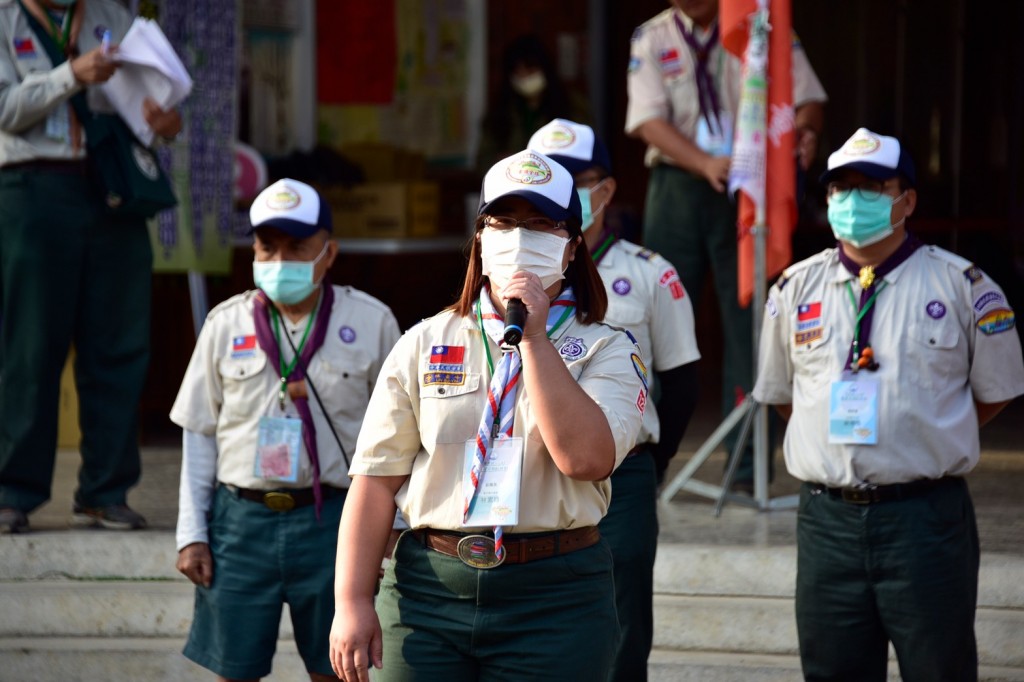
[348,309,647,533]
[170,286,401,490]
[0,0,129,166]
[599,240,700,446]
[625,7,827,168]
[753,245,1024,487]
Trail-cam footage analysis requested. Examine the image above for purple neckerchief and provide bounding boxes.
[836,234,922,370]
[674,12,722,134]
[253,282,335,518]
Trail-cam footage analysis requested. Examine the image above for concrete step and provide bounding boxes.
[0,637,311,682]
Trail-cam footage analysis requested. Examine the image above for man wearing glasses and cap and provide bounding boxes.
[171,178,400,681]
[752,128,1024,681]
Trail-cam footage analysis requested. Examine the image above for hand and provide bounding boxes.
[330,599,384,682]
[702,155,731,193]
[796,127,818,171]
[176,542,213,587]
[499,271,551,341]
[70,46,118,84]
[143,97,183,140]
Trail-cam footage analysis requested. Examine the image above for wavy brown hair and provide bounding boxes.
[449,215,607,323]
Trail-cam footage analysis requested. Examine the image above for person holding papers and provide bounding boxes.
[328,150,646,682]
[0,0,182,535]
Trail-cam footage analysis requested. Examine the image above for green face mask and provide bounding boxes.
[252,242,328,304]
[827,191,906,247]
[576,180,608,232]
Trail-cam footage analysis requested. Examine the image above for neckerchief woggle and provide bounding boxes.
[466,285,576,559]
[253,282,335,519]
[836,234,921,372]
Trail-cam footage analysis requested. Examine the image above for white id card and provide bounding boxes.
[45,104,70,143]
[695,110,734,157]
[828,373,879,445]
[462,436,523,527]
[255,416,302,482]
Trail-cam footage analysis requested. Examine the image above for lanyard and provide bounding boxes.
[591,231,616,265]
[44,9,72,54]
[475,297,574,378]
[844,279,887,372]
[269,304,316,406]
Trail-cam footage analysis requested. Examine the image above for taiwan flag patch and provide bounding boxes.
[797,302,821,321]
[430,345,464,365]
[231,335,257,358]
[14,37,36,59]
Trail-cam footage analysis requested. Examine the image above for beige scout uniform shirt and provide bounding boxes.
[349,309,647,533]
[624,8,827,167]
[753,245,1024,487]
[170,286,401,490]
[599,239,700,446]
[0,0,129,166]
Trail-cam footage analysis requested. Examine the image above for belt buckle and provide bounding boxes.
[841,487,873,505]
[263,491,295,512]
[456,534,505,569]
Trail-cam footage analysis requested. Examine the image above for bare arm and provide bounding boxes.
[633,118,731,192]
[330,474,407,682]
[976,399,1011,427]
[773,404,793,421]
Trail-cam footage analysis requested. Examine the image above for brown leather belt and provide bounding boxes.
[225,484,345,512]
[811,477,955,505]
[410,526,600,568]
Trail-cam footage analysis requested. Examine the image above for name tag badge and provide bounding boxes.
[828,373,879,445]
[45,104,70,143]
[695,110,733,157]
[255,416,302,482]
[462,435,523,527]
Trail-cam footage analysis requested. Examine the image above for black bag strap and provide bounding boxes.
[18,0,93,125]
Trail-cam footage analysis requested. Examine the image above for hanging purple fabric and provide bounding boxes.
[252,282,335,518]
[674,12,722,134]
[836,235,922,370]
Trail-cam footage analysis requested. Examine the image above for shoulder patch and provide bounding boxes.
[964,265,984,285]
[973,291,1005,314]
[977,308,1015,336]
[635,248,656,261]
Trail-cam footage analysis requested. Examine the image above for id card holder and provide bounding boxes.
[828,372,879,445]
[255,416,302,482]
[695,110,734,157]
[462,435,523,527]
[45,104,71,143]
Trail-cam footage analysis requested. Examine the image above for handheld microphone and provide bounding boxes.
[503,299,527,346]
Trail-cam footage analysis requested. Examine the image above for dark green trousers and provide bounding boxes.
[642,165,762,480]
[599,449,659,682]
[796,479,979,681]
[0,167,151,512]
[377,530,619,681]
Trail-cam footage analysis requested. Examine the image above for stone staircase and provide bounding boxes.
[2,532,1023,681]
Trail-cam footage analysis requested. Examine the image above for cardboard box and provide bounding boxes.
[324,182,440,238]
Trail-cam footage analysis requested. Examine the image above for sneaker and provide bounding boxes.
[71,503,147,530]
[0,507,29,534]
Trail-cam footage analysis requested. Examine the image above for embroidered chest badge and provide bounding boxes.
[558,336,587,360]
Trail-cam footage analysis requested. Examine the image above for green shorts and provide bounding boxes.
[183,484,346,679]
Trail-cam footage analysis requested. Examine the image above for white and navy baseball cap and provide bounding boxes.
[820,128,917,187]
[248,178,332,237]
[479,150,582,223]
[527,118,612,176]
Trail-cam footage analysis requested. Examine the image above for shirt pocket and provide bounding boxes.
[217,352,269,421]
[314,355,373,416]
[419,374,483,445]
[906,320,963,391]
[791,325,834,388]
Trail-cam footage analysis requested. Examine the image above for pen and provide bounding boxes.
[101,29,111,57]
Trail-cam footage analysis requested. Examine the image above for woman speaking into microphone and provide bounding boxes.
[329,150,647,681]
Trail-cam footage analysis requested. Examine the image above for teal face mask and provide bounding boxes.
[576,180,608,232]
[252,242,328,304]
[827,191,906,248]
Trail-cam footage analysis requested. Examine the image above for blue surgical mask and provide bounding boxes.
[252,242,329,304]
[827,191,907,248]
[577,180,608,232]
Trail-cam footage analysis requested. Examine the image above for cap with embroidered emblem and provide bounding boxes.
[248,178,332,237]
[527,118,612,176]
[820,128,916,187]
[479,150,582,223]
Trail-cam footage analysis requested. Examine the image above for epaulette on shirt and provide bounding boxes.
[634,248,656,262]
[914,244,981,285]
[774,248,832,292]
[205,290,256,324]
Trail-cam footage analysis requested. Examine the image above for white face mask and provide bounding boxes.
[511,71,547,98]
[480,227,570,295]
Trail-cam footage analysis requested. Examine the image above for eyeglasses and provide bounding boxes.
[827,181,895,201]
[482,215,567,232]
